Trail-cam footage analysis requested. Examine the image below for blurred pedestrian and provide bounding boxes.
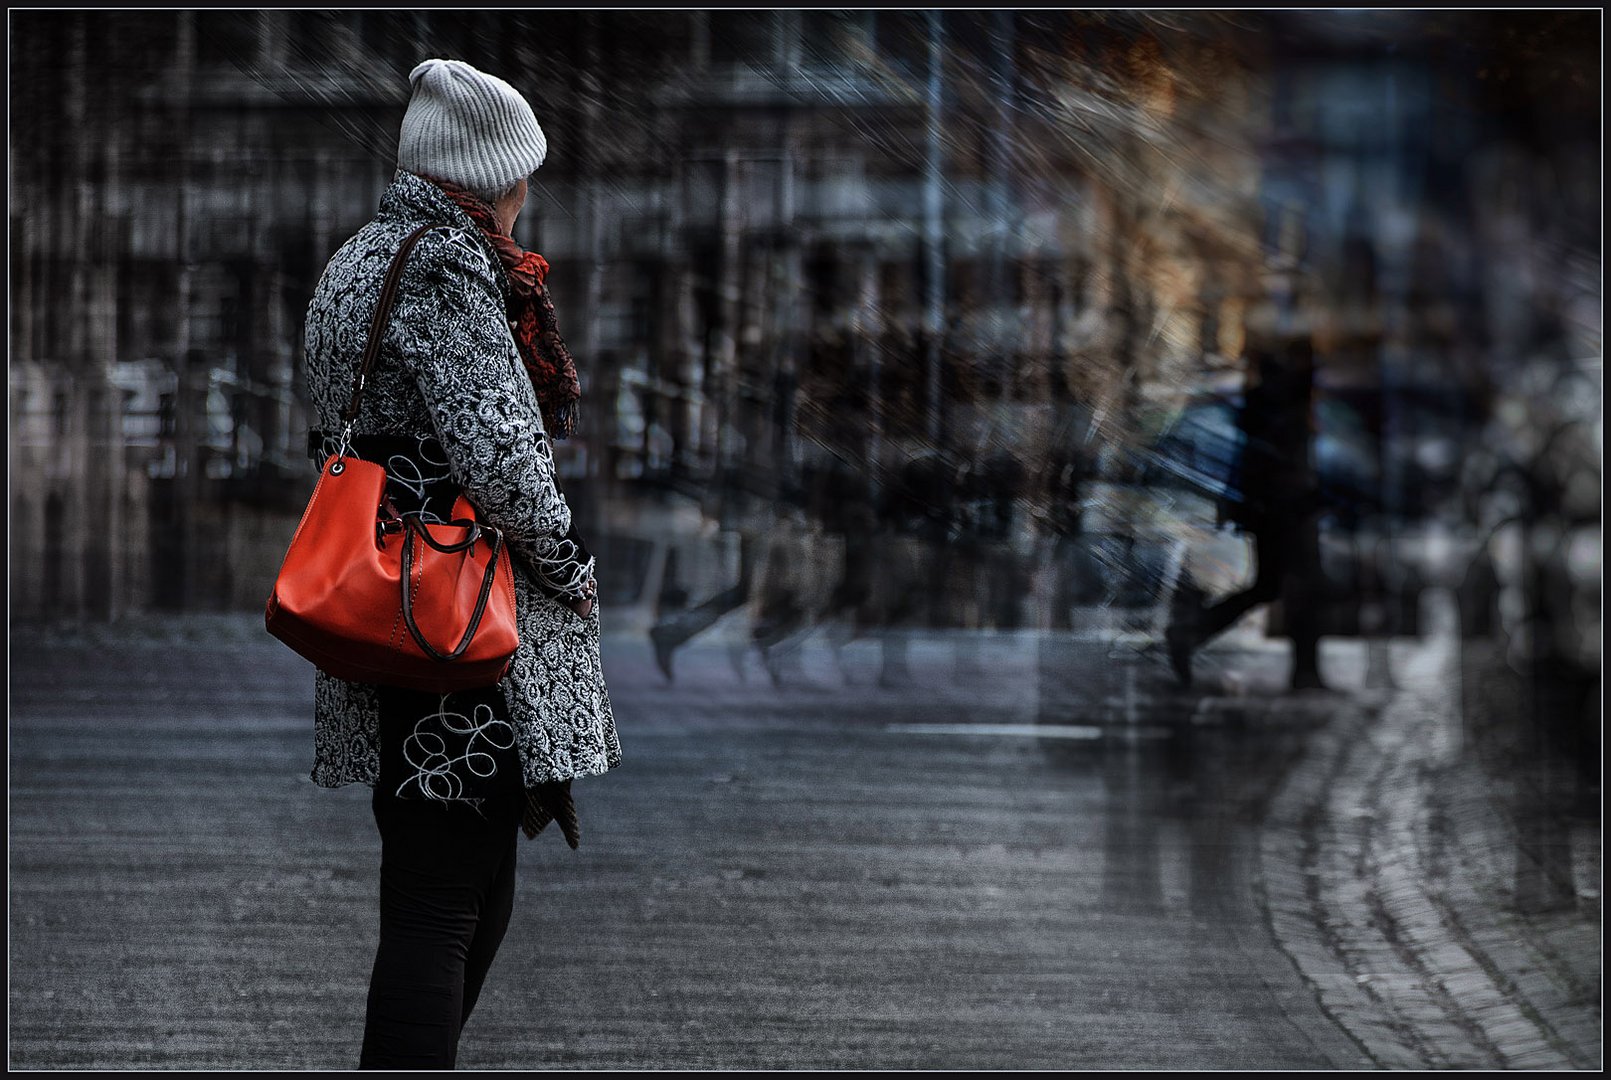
[1166,325,1323,688]
[301,58,620,1069]
[751,497,814,686]
[806,453,878,682]
[647,455,764,682]
[871,451,956,684]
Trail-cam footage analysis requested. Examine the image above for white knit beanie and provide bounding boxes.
[397,59,548,194]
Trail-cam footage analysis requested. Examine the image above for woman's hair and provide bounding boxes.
[467,178,522,207]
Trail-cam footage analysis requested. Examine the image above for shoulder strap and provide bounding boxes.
[340,223,447,429]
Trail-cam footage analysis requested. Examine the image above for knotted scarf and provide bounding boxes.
[429,177,581,441]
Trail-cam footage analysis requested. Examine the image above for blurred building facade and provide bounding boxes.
[9,10,1598,643]
[6,10,1216,621]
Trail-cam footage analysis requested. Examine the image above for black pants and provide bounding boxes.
[359,696,525,1069]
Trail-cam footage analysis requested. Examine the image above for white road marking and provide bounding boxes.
[882,722,1176,740]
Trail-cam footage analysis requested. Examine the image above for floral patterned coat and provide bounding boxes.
[301,169,620,790]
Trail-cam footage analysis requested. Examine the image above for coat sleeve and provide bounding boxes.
[388,230,594,602]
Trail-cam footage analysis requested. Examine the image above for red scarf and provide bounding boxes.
[430,178,581,441]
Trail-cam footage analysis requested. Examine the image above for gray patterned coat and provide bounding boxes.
[301,169,620,790]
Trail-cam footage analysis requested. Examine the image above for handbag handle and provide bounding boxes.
[404,514,484,554]
[399,517,508,663]
[337,223,449,453]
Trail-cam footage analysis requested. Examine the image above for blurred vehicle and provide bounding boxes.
[1139,388,1381,519]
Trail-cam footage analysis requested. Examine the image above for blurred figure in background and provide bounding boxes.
[1166,312,1325,689]
[647,437,772,683]
[806,454,879,683]
[750,493,815,686]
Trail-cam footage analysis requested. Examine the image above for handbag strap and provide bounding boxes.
[398,517,507,663]
[324,222,508,666]
[337,223,449,446]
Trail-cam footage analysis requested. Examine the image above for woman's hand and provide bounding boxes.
[563,573,597,618]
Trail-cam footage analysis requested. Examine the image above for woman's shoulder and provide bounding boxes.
[416,226,500,281]
[395,225,503,307]
[316,217,496,297]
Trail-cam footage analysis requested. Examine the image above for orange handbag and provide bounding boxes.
[265,224,519,692]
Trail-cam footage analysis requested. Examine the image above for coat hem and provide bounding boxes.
[311,752,622,791]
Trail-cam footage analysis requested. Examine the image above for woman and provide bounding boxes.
[301,58,620,1069]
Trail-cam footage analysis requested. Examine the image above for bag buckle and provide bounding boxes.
[332,419,357,475]
[375,515,405,547]
[376,497,405,547]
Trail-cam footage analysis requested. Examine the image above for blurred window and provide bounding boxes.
[806,247,838,315]
[195,12,255,69]
[286,11,337,67]
[802,11,872,66]
[874,10,928,76]
[710,12,774,67]
[158,393,177,438]
[682,159,722,225]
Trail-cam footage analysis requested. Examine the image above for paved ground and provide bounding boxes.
[1254,594,1601,1070]
[8,604,1600,1070]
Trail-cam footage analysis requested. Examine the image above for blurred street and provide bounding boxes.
[9,599,1598,1070]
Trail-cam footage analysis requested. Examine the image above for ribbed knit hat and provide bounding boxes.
[397,59,547,194]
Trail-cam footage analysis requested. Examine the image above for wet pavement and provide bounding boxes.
[1256,605,1601,1071]
[7,609,1597,1069]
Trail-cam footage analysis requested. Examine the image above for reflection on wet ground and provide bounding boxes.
[606,619,1346,932]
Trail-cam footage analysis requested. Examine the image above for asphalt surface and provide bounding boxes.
[0,615,1484,1069]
